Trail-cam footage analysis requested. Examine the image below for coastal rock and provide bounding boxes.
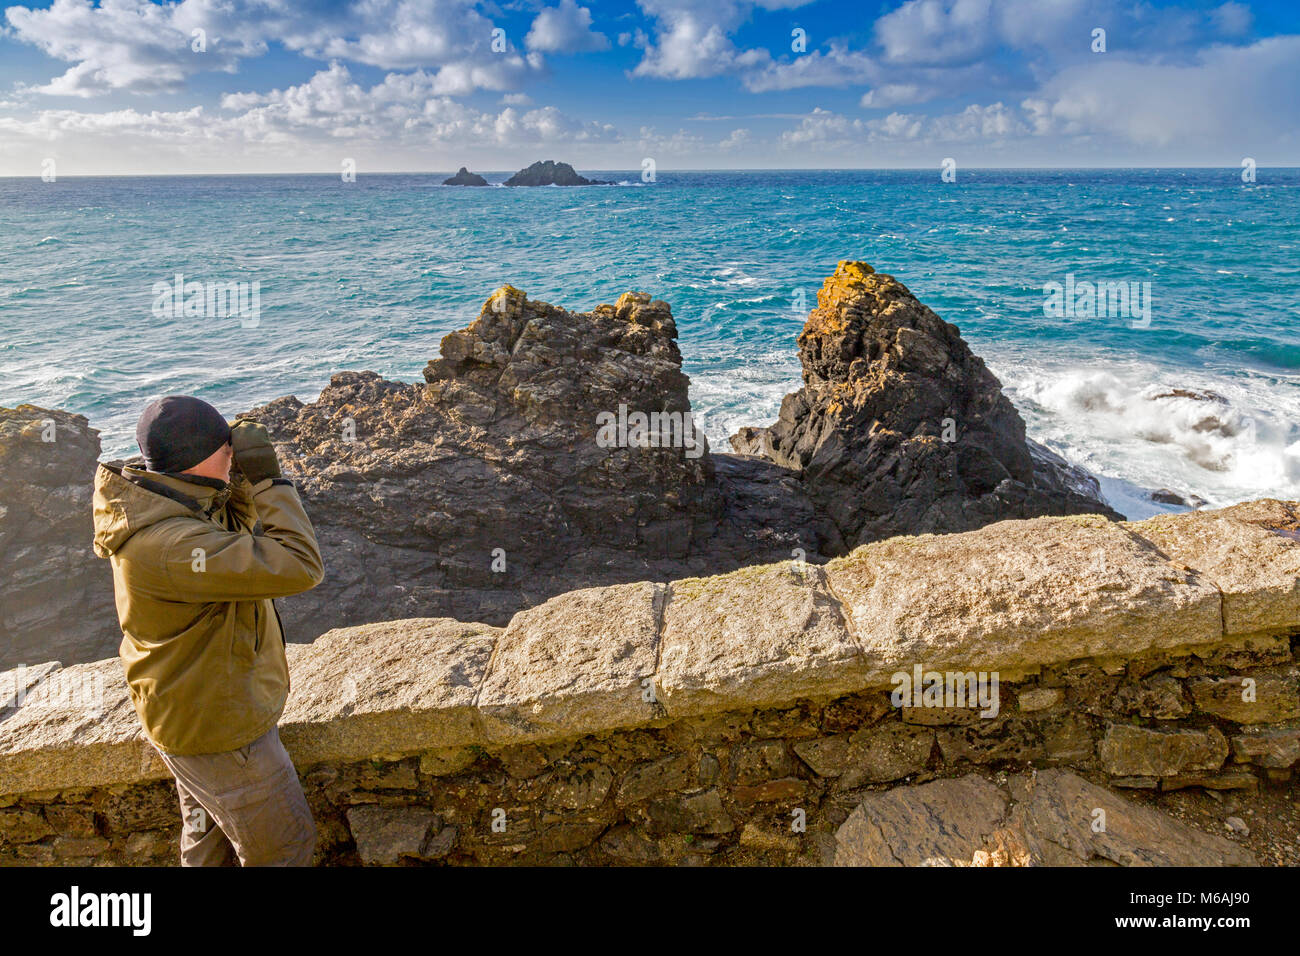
[730,261,1120,547]
[244,285,835,641]
[1151,388,1228,404]
[1152,488,1208,509]
[0,406,118,670]
[504,160,610,186]
[1027,438,1106,503]
[832,769,1256,866]
[443,166,488,186]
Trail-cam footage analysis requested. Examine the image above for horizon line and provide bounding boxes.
[2,164,1297,179]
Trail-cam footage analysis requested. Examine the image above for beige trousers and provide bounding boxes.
[154,724,316,867]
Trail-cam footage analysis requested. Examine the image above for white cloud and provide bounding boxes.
[5,0,262,96]
[1210,2,1253,37]
[632,123,708,154]
[869,111,923,140]
[1021,37,1300,148]
[213,63,617,144]
[0,61,618,168]
[622,0,1042,107]
[526,0,609,54]
[780,101,1023,150]
[629,0,811,81]
[718,127,750,150]
[293,0,511,71]
[4,0,544,96]
[874,0,1010,67]
[631,6,752,80]
[778,35,1300,159]
[928,101,1025,139]
[617,29,649,49]
[742,44,877,92]
[779,107,864,147]
[860,84,925,109]
[0,104,209,139]
[871,0,1235,68]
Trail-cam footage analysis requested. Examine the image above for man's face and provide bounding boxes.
[181,440,233,483]
[214,441,234,482]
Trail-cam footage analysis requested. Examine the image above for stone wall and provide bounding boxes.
[2,500,1297,866]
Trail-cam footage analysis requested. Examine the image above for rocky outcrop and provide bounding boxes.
[443,166,488,186]
[1152,487,1208,509]
[0,406,118,671]
[2,500,1296,866]
[504,160,610,186]
[241,285,836,641]
[0,263,1121,661]
[730,261,1120,547]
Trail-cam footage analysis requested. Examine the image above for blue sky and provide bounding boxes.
[1,0,1297,174]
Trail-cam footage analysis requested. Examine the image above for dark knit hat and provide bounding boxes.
[136,396,232,473]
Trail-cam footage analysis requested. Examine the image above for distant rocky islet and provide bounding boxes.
[442,167,488,186]
[443,160,611,187]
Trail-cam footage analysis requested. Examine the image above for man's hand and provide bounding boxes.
[229,420,282,484]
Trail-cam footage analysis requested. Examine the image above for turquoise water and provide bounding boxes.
[2,169,1297,518]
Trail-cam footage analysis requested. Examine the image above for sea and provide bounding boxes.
[2,168,1297,520]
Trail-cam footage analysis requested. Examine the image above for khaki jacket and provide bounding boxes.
[91,463,324,755]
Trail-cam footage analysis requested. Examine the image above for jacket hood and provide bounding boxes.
[92,462,229,557]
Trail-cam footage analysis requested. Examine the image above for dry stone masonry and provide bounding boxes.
[2,499,1297,866]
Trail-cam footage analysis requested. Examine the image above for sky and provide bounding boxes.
[0,0,1297,175]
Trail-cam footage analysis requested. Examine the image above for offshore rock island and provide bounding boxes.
[442,166,489,186]
[504,160,611,186]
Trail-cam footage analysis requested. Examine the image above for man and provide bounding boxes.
[91,395,325,866]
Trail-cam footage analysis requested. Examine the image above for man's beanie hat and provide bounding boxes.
[135,396,232,473]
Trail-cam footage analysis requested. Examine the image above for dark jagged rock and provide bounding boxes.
[245,286,833,640]
[504,160,610,186]
[1151,388,1228,404]
[0,406,118,670]
[443,166,488,186]
[1152,488,1208,509]
[728,261,1120,547]
[1026,438,1106,503]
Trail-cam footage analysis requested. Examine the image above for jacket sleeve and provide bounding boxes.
[223,472,260,533]
[141,478,325,602]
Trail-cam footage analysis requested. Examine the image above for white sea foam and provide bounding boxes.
[996,358,1300,518]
